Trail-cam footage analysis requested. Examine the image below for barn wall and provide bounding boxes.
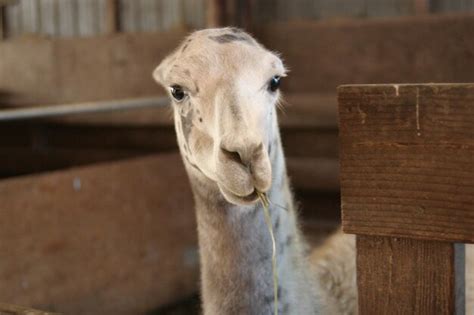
[2,0,474,39]
[0,28,187,105]
[2,13,474,105]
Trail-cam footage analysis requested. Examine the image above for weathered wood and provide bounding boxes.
[206,0,226,27]
[0,29,186,104]
[0,147,151,178]
[103,0,119,34]
[339,84,474,243]
[0,6,4,39]
[0,154,198,315]
[287,157,339,192]
[255,14,474,94]
[357,235,462,315]
[414,0,430,15]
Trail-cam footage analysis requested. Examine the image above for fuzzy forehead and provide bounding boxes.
[153,28,286,89]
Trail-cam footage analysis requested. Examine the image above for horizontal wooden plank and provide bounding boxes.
[0,154,198,314]
[357,235,458,314]
[255,14,474,94]
[0,147,151,178]
[339,84,474,243]
[0,29,187,105]
[0,122,178,150]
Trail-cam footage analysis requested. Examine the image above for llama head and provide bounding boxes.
[153,28,287,205]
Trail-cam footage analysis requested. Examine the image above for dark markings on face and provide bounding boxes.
[229,103,242,121]
[199,117,203,123]
[181,104,194,145]
[229,27,243,33]
[281,303,290,314]
[285,235,293,246]
[184,69,191,76]
[209,33,254,45]
[181,43,188,52]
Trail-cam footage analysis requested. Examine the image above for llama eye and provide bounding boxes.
[170,85,186,102]
[268,76,281,92]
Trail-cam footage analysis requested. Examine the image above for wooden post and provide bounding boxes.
[104,0,119,34]
[414,0,430,15]
[206,0,226,27]
[235,0,253,30]
[338,84,474,314]
[0,6,4,40]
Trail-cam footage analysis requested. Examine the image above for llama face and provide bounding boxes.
[153,28,286,205]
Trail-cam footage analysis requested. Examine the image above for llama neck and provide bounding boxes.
[187,135,317,315]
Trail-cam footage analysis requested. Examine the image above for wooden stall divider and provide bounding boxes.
[338,84,474,314]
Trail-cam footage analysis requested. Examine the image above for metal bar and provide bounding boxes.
[0,96,169,122]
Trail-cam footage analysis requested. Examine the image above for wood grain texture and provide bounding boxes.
[339,84,474,243]
[255,14,474,94]
[357,235,458,315]
[0,154,199,315]
[0,29,186,104]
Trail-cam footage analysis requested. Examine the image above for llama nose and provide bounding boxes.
[219,140,264,169]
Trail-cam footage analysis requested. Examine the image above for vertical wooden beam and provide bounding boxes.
[414,0,430,15]
[357,236,463,314]
[0,6,4,39]
[235,0,253,30]
[206,0,226,27]
[104,0,118,34]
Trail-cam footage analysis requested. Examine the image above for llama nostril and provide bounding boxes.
[220,147,247,167]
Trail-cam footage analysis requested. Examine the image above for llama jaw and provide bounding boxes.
[218,184,260,205]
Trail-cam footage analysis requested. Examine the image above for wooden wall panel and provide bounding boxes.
[256,14,474,94]
[0,29,186,104]
[0,154,199,315]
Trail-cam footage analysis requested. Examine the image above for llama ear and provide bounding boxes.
[152,53,176,87]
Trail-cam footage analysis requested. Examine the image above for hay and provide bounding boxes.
[0,303,60,315]
[257,191,279,315]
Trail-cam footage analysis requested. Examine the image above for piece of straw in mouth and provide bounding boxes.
[257,191,278,315]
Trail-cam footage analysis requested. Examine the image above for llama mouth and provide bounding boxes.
[218,185,259,205]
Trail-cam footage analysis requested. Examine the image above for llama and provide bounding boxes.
[153,27,357,315]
